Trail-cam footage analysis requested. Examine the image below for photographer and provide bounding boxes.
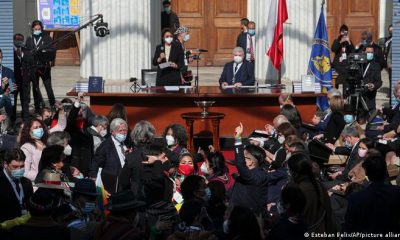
[355,31,386,70]
[21,20,56,121]
[360,45,382,112]
[331,25,354,89]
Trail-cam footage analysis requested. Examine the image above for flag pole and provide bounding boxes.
[278,68,281,84]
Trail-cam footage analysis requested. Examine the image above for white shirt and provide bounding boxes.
[91,126,103,153]
[111,135,126,168]
[246,35,256,61]
[233,62,243,75]
[165,44,171,61]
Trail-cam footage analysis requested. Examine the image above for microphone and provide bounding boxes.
[194,49,208,53]
[160,46,165,52]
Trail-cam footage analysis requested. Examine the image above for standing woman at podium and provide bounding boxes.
[152,28,184,86]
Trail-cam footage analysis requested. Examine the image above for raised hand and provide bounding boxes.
[235,122,243,138]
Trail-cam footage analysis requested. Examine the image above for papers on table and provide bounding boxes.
[164,86,180,91]
[159,61,172,69]
[221,85,256,89]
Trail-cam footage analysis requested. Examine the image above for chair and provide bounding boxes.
[141,69,157,86]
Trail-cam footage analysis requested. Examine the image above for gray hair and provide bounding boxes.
[233,47,244,55]
[361,31,373,41]
[47,131,71,146]
[273,115,289,128]
[342,126,360,138]
[92,115,109,127]
[110,118,127,132]
[130,120,156,146]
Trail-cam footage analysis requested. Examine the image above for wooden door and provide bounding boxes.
[173,0,247,66]
[327,0,379,52]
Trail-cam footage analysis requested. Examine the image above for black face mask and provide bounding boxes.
[43,118,52,127]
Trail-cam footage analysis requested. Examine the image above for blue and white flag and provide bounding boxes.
[307,6,332,111]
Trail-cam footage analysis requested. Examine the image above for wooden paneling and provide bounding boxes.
[327,0,379,55]
[173,0,247,66]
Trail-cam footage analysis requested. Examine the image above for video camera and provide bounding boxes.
[346,53,368,91]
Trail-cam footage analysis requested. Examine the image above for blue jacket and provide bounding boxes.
[0,65,14,94]
[219,60,255,86]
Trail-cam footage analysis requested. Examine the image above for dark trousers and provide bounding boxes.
[11,75,23,123]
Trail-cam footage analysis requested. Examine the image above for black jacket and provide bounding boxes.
[324,111,346,144]
[355,42,386,69]
[88,136,124,194]
[361,61,382,110]
[219,60,255,86]
[344,182,400,233]
[331,37,354,85]
[152,42,185,86]
[229,144,269,214]
[236,32,248,53]
[161,11,180,33]
[23,33,55,67]
[334,141,360,181]
[0,170,33,222]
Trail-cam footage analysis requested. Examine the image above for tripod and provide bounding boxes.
[346,88,369,120]
[129,77,141,92]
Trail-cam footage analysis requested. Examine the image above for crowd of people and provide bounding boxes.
[0,83,398,239]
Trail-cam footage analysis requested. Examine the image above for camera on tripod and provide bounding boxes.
[346,53,368,92]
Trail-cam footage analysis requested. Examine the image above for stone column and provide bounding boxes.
[80,0,161,81]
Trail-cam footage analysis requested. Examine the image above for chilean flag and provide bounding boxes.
[266,0,288,70]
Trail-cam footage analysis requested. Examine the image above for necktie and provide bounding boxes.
[120,144,125,155]
[249,36,254,61]
[235,64,238,73]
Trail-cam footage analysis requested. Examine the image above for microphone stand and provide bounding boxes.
[194,53,201,94]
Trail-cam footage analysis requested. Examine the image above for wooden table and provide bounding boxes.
[67,86,323,137]
[181,112,225,152]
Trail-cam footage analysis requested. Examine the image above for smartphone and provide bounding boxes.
[343,31,348,36]
[8,78,15,92]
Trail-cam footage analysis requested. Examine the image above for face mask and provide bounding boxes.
[32,128,44,139]
[64,144,72,156]
[43,118,52,127]
[286,152,291,161]
[33,30,42,36]
[358,148,368,158]
[164,6,171,13]
[344,114,354,124]
[14,40,24,48]
[178,164,194,176]
[100,129,107,137]
[248,29,256,36]
[361,39,367,45]
[203,187,211,202]
[345,140,352,149]
[183,34,190,42]
[200,162,209,175]
[366,52,374,61]
[76,173,84,179]
[166,135,176,146]
[82,202,96,214]
[115,134,127,143]
[223,220,229,234]
[11,168,25,179]
[164,37,173,44]
[233,55,243,64]
[278,136,285,144]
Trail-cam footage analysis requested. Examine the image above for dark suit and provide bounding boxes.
[161,11,180,33]
[335,142,360,182]
[0,65,14,117]
[219,61,255,86]
[0,170,33,222]
[12,47,23,122]
[331,37,354,86]
[152,42,185,86]
[361,61,382,111]
[344,182,400,233]
[88,136,124,194]
[324,111,346,144]
[22,33,56,120]
[236,32,247,53]
[355,42,386,70]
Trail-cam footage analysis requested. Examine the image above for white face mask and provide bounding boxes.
[200,162,209,175]
[278,136,285,144]
[233,55,243,64]
[164,37,173,44]
[64,144,72,156]
[100,129,107,137]
[166,135,176,146]
[358,148,367,158]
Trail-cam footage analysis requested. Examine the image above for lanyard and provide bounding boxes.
[3,169,25,211]
[233,63,241,76]
[33,37,42,49]
[363,63,371,78]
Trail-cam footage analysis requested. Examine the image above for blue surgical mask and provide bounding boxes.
[33,30,42,36]
[82,202,96,213]
[164,6,171,13]
[11,168,25,179]
[344,114,354,124]
[203,187,211,202]
[183,34,190,42]
[248,29,256,36]
[366,52,374,61]
[114,134,127,143]
[32,128,44,139]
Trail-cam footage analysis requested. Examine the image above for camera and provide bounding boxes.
[94,21,110,37]
[346,53,368,93]
[343,31,348,37]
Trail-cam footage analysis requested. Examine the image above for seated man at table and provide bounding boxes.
[219,47,255,87]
